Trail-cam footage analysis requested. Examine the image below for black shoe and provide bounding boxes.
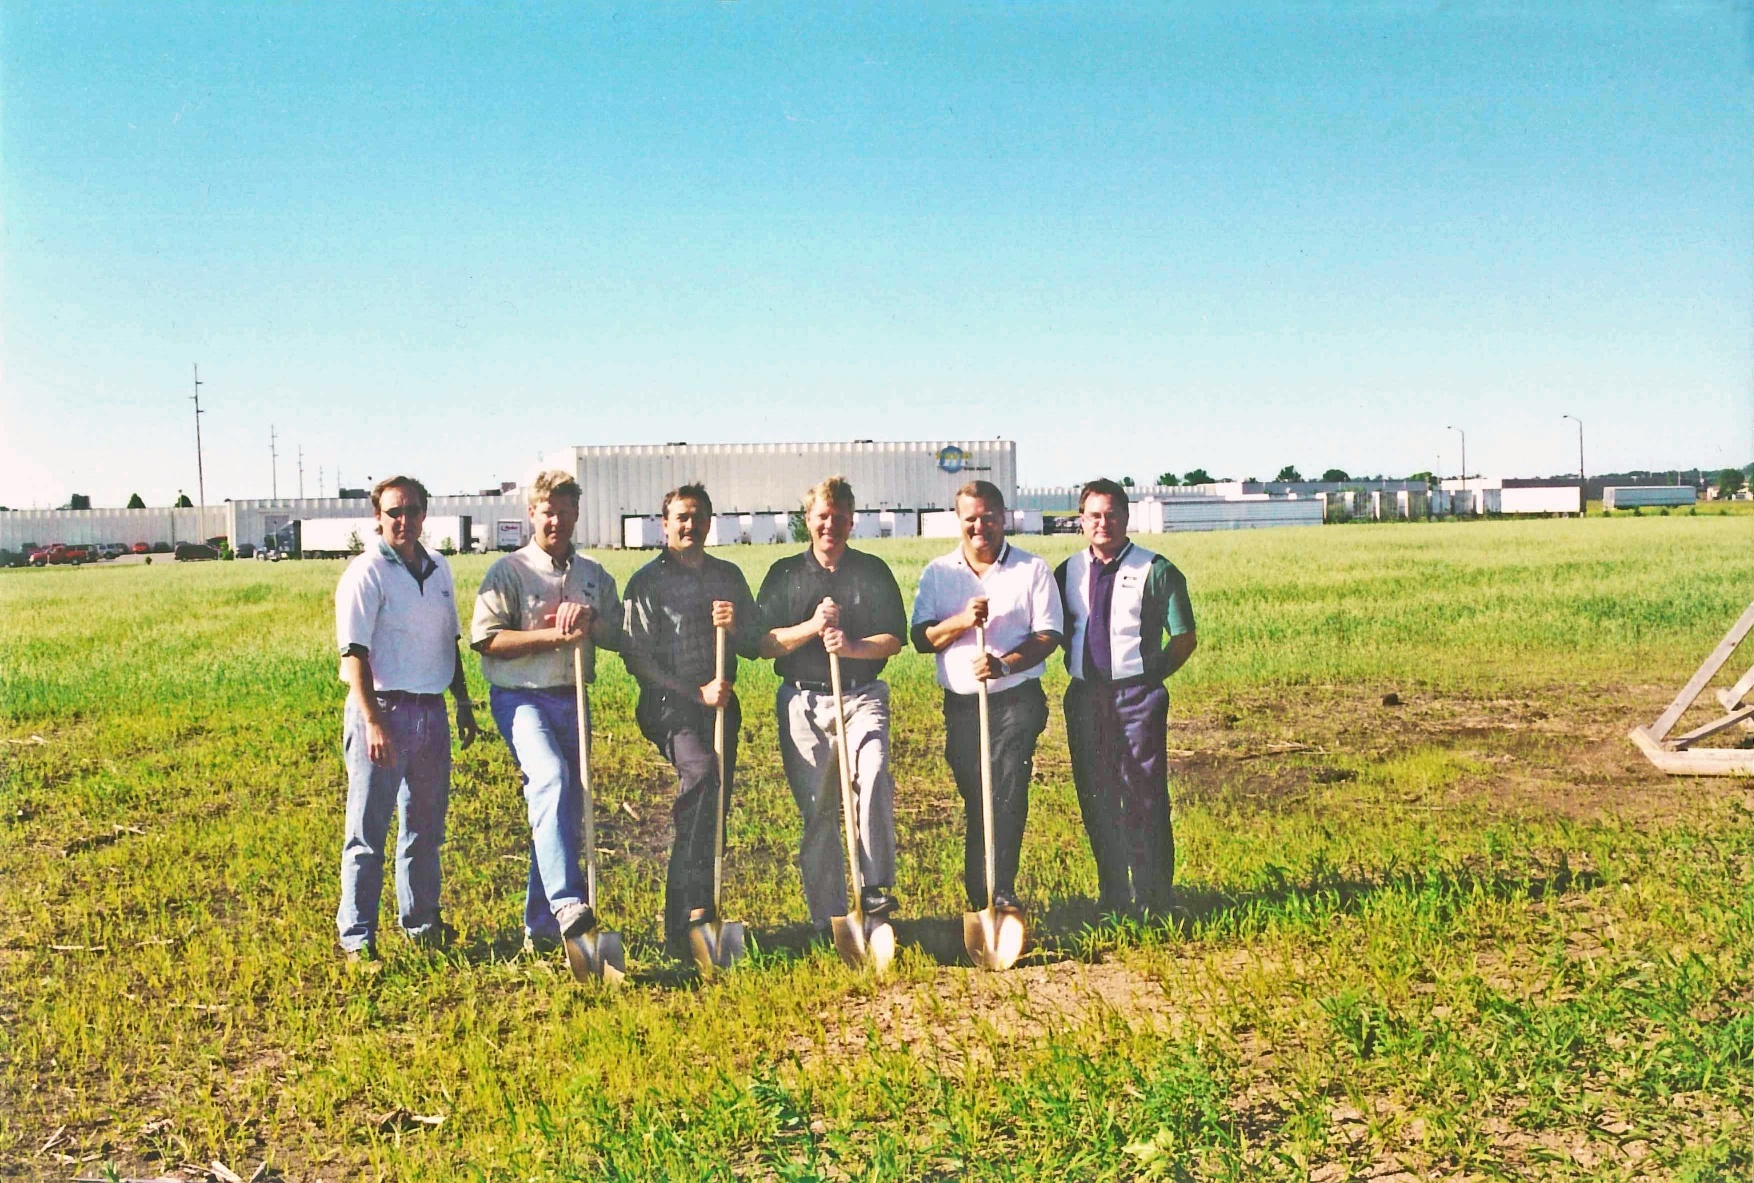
[991,890,1025,917]
[409,919,457,950]
[555,902,596,940]
[860,888,898,920]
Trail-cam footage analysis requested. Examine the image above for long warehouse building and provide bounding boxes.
[544,439,1017,549]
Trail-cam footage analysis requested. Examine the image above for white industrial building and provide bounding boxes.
[545,440,1017,550]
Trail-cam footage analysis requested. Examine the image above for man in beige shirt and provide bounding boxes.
[470,470,621,950]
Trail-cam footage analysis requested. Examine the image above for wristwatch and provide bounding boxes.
[990,654,1011,678]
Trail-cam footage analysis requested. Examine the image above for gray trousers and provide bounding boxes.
[777,680,898,927]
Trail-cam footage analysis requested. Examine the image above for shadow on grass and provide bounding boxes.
[433,859,1604,986]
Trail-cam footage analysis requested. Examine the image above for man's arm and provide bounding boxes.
[1163,630,1198,678]
[341,649,394,767]
[448,644,479,748]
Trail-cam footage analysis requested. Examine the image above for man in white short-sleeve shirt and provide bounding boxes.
[910,480,1062,917]
[333,475,479,963]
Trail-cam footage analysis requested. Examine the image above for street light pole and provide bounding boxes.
[191,364,207,511]
[1445,425,1466,492]
[1561,414,1584,485]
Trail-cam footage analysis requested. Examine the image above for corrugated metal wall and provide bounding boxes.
[562,440,1017,548]
[0,506,228,550]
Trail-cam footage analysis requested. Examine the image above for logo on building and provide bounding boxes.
[936,445,967,474]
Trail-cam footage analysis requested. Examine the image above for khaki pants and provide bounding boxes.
[777,680,897,927]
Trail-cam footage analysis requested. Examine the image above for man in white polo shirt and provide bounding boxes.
[911,480,1063,918]
[334,475,480,962]
[471,469,622,954]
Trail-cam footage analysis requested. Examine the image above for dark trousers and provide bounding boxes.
[1064,678,1174,914]
[637,688,741,956]
[944,679,1049,909]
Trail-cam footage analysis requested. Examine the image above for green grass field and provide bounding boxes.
[2,516,1750,1180]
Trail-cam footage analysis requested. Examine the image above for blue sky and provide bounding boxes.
[4,2,1750,507]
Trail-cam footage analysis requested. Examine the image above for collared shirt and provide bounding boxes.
[470,541,622,689]
[622,548,763,690]
[1056,540,1195,684]
[335,541,459,694]
[910,541,1064,695]
[1082,545,1126,682]
[757,546,907,686]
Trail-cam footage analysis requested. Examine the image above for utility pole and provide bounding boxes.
[191,364,207,510]
[1561,414,1584,486]
[297,446,305,499]
[1446,425,1467,492]
[270,424,279,500]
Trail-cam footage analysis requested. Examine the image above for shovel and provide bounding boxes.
[827,651,896,973]
[963,625,1027,971]
[689,625,748,974]
[564,643,625,985]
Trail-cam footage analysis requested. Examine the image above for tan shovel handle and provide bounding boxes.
[828,650,864,905]
[712,625,728,911]
[976,625,996,912]
[575,643,597,911]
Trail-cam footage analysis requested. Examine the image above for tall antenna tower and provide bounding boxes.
[270,424,279,500]
[297,445,305,498]
[191,364,207,510]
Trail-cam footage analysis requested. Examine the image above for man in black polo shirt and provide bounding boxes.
[758,476,908,936]
[621,483,764,960]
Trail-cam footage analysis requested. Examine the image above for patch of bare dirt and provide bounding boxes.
[1167,685,1750,824]
[792,957,1181,1065]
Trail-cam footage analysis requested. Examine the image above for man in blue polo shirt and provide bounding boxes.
[1055,478,1197,919]
[334,475,480,962]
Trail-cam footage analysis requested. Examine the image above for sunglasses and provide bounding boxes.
[381,506,424,520]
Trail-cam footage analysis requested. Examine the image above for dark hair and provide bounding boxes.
[1078,478,1129,513]
[662,482,713,520]
[371,475,430,516]
[954,480,1006,513]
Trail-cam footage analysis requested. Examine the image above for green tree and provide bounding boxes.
[1321,468,1350,482]
[174,493,194,508]
[1274,466,1303,482]
[126,493,146,509]
[1718,468,1745,498]
[1121,476,1135,488]
[65,494,91,510]
[1155,472,1181,487]
[1182,468,1214,485]
[1407,471,1435,486]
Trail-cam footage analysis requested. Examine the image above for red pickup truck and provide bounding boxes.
[28,544,93,567]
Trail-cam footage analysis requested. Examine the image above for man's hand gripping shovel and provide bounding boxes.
[689,624,748,974]
[828,647,895,973]
[566,644,625,985]
[963,624,1027,971]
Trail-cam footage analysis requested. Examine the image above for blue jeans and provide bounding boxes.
[337,696,452,951]
[489,686,590,939]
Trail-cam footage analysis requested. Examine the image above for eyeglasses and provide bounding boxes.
[381,506,423,520]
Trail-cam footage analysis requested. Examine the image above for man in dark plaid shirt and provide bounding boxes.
[621,483,763,959]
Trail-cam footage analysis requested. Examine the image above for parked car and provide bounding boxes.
[149,541,172,554]
[95,543,127,560]
[29,544,93,567]
[174,542,219,562]
[235,543,255,559]
[0,549,25,568]
[131,542,152,555]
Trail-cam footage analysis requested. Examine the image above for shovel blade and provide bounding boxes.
[831,913,896,973]
[564,927,626,985]
[963,908,1027,971]
[688,919,748,975]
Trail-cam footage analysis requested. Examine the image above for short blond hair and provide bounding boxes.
[527,469,581,507]
[803,475,855,515]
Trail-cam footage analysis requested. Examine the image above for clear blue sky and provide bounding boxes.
[4,2,1750,507]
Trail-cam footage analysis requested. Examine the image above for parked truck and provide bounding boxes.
[295,518,378,559]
